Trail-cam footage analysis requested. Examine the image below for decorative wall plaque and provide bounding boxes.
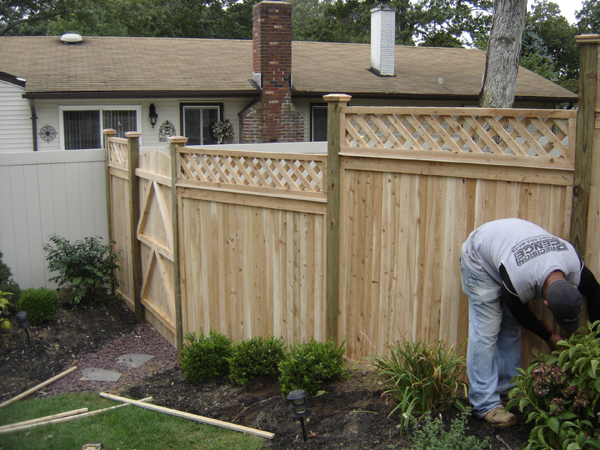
[159,120,177,142]
[39,125,57,143]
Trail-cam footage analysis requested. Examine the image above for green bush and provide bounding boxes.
[371,336,467,433]
[278,338,348,395]
[507,320,600,450]
[180,329,233,384]
[0,289,13,330]
[17,288,59,326]
[0,251,21,304]
[410,409,490,450]
[44,234,121,306]
[228,335,285,386]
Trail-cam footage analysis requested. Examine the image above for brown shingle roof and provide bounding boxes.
[0,36,577,101]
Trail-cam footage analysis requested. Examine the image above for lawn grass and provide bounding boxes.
[0,392,264,450]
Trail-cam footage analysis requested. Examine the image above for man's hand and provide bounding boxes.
[546,333,561,351]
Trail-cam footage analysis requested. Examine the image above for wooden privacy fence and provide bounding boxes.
[105,37,600,364]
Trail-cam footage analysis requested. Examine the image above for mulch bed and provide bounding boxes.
[0,301,532,449]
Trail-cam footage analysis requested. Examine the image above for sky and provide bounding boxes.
[528,0,584,25]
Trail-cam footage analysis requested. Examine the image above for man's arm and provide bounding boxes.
[501,288,553,341]
[578,265,600,324]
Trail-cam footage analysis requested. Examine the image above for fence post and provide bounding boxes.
[572,35,599,259]
[575,35,600,274]
[103,129,117,295]
[324,94,352,345]
[168,136,188,352]
[125,131,144,323]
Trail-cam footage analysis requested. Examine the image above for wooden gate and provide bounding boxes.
[136,150,177,345]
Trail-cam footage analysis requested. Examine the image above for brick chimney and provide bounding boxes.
[371,0,396,76]
[239,0,304,143]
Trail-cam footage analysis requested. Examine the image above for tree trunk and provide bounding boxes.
[480,0,527,108]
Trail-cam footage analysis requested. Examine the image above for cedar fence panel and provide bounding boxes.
[332,103,577,363]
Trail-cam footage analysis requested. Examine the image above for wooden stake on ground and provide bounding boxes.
[0,408,89,431]
[99,392,275,439]
[0,397,153,435]
[0,366,78,409]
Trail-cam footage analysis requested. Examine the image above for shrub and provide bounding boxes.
[371,336,467,433]
[16,288,59,326]
[278,338,348,395]
[0,289,13,330]
[44,234,121,306]
[180,329,233,384]
[228,335,286,386]
[0,251,21,304]
[507,320,600,450]
[410,409,490,450]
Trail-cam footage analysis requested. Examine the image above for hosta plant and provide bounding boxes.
[507,320,600,450]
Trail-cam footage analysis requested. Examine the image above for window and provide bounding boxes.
[311,104,328,141]
[181,104,223,145]
[60,106,140,150]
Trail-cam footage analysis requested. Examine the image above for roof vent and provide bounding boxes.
[60,33,83,44]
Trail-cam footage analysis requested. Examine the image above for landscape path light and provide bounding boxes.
[286,389,309,442]
[15,311,30,341]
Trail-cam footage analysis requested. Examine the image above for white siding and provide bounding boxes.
[0,150,108,289]
[0,81,33,153]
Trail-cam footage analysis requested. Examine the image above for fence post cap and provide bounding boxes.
[576,34,600,44]
[324,94,352,103]
[168,136,189,144]
[125,131,142,138]
[103,129,117,136]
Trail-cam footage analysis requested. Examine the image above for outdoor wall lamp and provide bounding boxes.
[15,311,31,341]
[149,103,158,128]
[286,389,309,442]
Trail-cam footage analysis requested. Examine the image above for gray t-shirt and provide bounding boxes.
[462,218,581,303]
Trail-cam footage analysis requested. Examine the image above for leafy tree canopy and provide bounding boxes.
[577,0,600,34]
[0,0,74,36]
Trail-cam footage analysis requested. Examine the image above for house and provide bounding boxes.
[0,0,578,153]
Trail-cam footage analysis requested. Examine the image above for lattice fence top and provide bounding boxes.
[107,137,128,169]
[178,148,327,195]
[343,107,577,160]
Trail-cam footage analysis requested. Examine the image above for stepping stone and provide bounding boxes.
[116,353,154,368]
[80,368,122,382]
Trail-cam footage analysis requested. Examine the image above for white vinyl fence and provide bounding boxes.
[0,150,108,289]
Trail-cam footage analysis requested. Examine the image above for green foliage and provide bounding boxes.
[507,320,600,450]
[410,409,490,450]
[44,234,121,306]
[228,335,285,386]
[180,329,233,384]
[278,338,348,395]
[371,336,467,433]
[578,0,600,34]
[0,0,74,36]
[16,287,59,326]
[525,1,579,92]
[0,251,21,304]
[0,289,13,330]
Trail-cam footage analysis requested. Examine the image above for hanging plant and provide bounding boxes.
[212,120,234,144]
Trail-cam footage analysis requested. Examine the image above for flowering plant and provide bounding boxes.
[211,119,234,144]
[507,321,600,450]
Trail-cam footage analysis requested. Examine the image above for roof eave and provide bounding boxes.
[22,89,260,100]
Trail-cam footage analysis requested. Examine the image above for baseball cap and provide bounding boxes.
[547,279,583,335]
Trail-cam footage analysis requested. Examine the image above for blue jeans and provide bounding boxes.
[460,257,521,418]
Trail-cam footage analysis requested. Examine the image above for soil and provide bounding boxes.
[0,301,533,449]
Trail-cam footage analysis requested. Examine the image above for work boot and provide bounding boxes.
[482,406,517,427]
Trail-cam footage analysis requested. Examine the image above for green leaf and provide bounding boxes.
[548,417,560,433]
